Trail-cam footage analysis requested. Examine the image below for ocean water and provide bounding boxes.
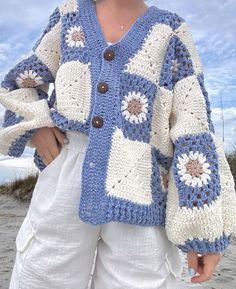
[0,156,38,185]
[0,144,38,184]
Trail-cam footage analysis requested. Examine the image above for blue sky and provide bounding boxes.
[0,0,235,155]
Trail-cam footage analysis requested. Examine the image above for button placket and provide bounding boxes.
[93,52,112,130]
[89,48,116,176]
[89,162,95,168]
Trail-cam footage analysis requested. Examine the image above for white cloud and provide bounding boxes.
[0,43,11,62]
[0,0,61,29]
[0,0,62,80]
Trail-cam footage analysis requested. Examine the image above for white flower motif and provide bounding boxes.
[177,151,211,187]
[16,70,43,88]
[66,25,85,47]
[121,91,148,124]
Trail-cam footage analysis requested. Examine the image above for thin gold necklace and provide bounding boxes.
[100,1,145,31]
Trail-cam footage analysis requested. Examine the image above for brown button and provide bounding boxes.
[97,81,109,93]
[104,49,115,61]
[92,116,104,128]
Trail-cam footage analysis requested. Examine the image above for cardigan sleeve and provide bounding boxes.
[165,19,236,254]
[0,6,61,157]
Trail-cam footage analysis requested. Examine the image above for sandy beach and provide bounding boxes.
[0,193,235,289]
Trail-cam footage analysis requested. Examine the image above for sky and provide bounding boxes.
[0,0,235,157]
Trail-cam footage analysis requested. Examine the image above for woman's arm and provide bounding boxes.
[166,15,236,280]
[0,5,62,157]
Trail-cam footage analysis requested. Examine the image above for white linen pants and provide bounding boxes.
[9,131,182,289]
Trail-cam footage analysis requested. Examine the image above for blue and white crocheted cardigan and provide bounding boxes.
[1,0,236,254]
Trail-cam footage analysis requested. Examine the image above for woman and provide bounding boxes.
[0,0,235,288]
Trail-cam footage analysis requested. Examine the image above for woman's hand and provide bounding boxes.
[31,127,69,166]
[187,251,221,283]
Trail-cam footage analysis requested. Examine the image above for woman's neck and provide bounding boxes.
[93,0,149,43]
[95,0,148,14]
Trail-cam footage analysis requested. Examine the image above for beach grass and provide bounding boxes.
[0,173,39,201]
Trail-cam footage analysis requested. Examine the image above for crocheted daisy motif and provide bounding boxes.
[121,91,148,124]
[16,70,43,88]
[66,25,85,47]
[177,151,211,187]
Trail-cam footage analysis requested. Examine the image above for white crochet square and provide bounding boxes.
[124,23,173,85]
[55,60,92,122]
[35,22,61,78]
[106,126,153,205]
[170,74,210,141]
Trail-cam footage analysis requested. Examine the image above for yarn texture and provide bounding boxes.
[0,0,236,254]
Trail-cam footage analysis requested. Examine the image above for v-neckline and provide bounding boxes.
[79,0,157,53]
[91,0,154,45]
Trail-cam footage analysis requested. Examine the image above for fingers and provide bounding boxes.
[51,127,69,145]
[187,251,198,277]
[38,147,55,166]
[191,253,221,283]
[32,127,62,166]
[38,143,60,166]
[196,254,204,275]
[47,137,61,163]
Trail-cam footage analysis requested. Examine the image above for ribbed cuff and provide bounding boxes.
[177,233,231,254]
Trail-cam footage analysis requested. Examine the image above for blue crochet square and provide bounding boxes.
[172,131,221,209]
[119,72,157,142]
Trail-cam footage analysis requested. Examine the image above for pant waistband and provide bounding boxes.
[64,130,89,152]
